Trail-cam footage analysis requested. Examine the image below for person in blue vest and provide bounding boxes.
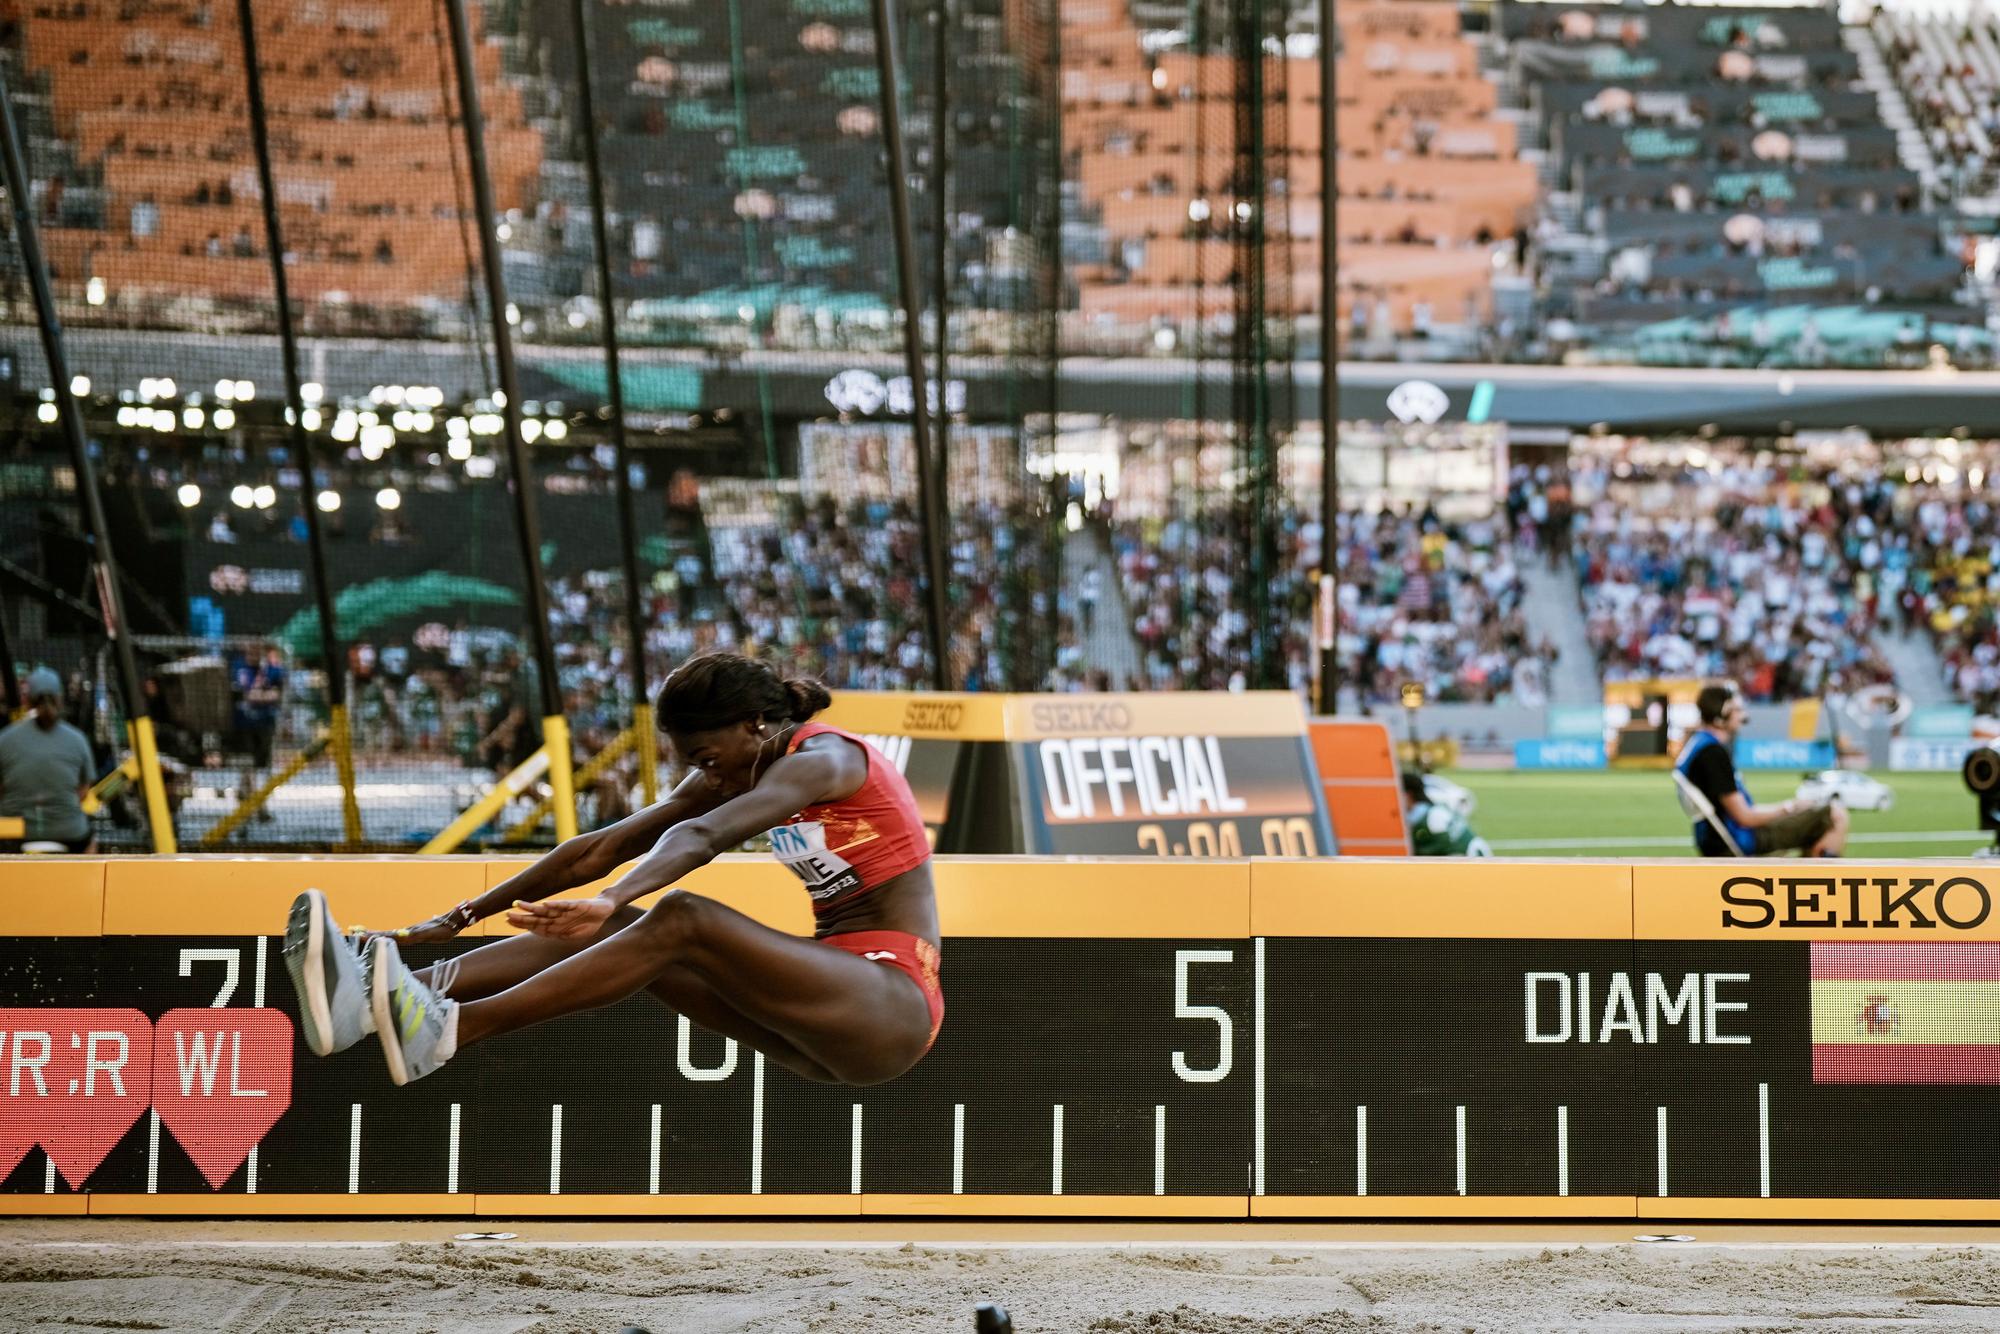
[1677,682,1847,857]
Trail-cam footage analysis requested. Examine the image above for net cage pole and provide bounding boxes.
[441,0,577,840]
[234,0,363,848]
[1232,0,1279,689]
[0,597,20,716]
[871,0,954,691]
[0,68,176,852]
[569,0,658,806]
[1316,0,1339,714]
[929,0,951,520]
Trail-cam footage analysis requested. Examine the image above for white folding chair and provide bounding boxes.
[1674,769,1748,858]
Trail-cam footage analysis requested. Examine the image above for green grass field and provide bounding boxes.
[1442,768,1993,859]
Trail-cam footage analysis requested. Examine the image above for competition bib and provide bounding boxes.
[768,821,864,903]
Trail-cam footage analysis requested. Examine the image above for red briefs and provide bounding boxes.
[820,930,944,1052]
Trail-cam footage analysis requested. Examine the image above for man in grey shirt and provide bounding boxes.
[0,668,97,853]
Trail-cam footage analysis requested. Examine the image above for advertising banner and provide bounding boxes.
[1735,739,1837,771]
[13,857,2000,1218]
[1514,739,1608,770]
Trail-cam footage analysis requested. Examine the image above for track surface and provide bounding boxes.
[8,1221,2000,1331]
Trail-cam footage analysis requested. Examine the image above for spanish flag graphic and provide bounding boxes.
[1812,943,2000,1084]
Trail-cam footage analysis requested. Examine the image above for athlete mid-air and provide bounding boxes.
[282,652,942,1086]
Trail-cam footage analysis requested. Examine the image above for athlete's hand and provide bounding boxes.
[506,894,616,940]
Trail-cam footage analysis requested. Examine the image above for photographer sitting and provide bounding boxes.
[1678,683,1847,857]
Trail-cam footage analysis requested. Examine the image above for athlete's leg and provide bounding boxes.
[455,892,931,1084]
[413,909,645,1000]
[416,910,839,1081]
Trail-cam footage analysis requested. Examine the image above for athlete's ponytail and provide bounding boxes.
[783,677,833,722]
[655,652,831,733]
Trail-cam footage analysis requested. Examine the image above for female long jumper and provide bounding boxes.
[281,653,943,1086]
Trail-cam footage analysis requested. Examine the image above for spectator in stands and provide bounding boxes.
[0,668,97,854]
[1676,682,1847,857]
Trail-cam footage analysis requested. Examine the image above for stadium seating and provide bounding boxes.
[12,0,538,325]
[1063,0,1536,354]
[1507,2,1982,367]
[1872,5,2000,201]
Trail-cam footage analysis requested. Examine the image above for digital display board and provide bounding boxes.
[821,691,1335,858]
[11,857,2000,1218]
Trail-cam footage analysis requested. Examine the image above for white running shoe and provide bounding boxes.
[370,936,459,1086]
[282,889,375,1057]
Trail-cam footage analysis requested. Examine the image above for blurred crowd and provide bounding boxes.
[1565,458,1899,702]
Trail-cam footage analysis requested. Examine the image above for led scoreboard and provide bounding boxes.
[819,690,1336,857]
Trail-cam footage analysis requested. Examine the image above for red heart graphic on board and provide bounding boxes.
[152,1009,293,1190]
[0,1008,155,1190]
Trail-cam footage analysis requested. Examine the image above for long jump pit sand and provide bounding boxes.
[7,1221,2000,1332]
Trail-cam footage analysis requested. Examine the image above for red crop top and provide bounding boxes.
[767,723,931,916]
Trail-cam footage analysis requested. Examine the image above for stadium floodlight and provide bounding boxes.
[448,436,473,461]
[520,418,543,443]
[413,412,435,432]
[215,379,236,401]
[301,408,322,431]
[391,410,414,433]
[152,411,174,433]
[1188,199,1211,222]
[505,303,520,326]
[316,489,341,513]
[182,407,204,430]
[157,378,176,399]
[544,419,568,442]
[213,408,236,430]
[36,401,58,423]
[231,485,254,508]
[361,423,395,453]
[301,381,324,404]
[176,483,201,508]
[235,380,254,401]
[464,455,496,479]
[375,486,401,511]
[85,276,106,306]
[69,375,89,396]
[116,407,137,428]
[139,378,158,401]
[253,485,276,509]
[445,417,471,441]
[332,412,359,443]
[493,390,508,408]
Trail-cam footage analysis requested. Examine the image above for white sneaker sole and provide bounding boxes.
[370,936,413,1086]
[284,890,335,1058]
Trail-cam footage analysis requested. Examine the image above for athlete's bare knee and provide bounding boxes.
[629,891,709,954]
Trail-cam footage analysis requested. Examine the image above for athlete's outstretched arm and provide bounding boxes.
[506,746,862,940]
[386,770,728,941]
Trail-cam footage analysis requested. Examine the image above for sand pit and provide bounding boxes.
[7,1221,2000,1332]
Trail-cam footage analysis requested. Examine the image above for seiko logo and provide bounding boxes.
[901,701,963,733]
[1719,875,1992,930]
[1028,701,1134,734]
